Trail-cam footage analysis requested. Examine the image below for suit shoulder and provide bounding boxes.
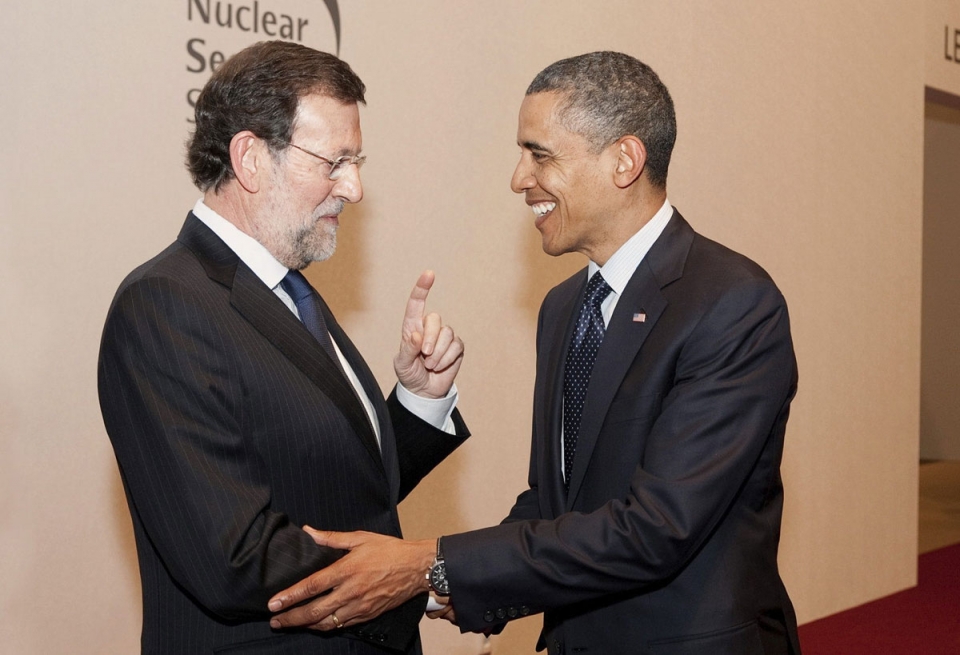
[114,241,202,293]
[678,232,786,307]
[104,240,223,330]
[651,230,790,333]
[688,233,775,283]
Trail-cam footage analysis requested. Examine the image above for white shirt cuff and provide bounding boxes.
[395,383,459,434]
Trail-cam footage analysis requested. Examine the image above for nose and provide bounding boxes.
[510,154,536,194]
[334,163,363,203]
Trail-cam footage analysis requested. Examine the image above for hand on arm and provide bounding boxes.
[394,271,464,399]
[268,528,437,631]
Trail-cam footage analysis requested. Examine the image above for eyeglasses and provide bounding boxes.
[286,143,366,181]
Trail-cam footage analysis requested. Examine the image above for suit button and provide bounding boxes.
[520,605,530,616]
[507,606,518,618]
[495,608,506,620]
[377,633,386,642]
[483,611,495,623]
[553,640,564,654]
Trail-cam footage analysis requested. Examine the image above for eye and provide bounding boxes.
[326,154,366,181]
[531,151,548,163]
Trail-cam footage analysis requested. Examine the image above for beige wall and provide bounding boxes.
[1,2,925,653]
[921,101,960,460]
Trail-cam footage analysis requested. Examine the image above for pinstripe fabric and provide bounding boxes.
[99,214,468,654]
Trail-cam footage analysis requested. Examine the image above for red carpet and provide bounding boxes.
[798,542,960,654]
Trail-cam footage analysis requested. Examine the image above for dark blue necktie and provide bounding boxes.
[563,272,612,493]
[280,270,345,375]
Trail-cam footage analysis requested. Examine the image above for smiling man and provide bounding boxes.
[98,41,468,655]
[268,51,801,655]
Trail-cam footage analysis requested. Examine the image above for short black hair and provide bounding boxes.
[186,40,366,192]
[528,51,676,188]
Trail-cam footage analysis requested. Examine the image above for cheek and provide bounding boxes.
[310,182,337,205]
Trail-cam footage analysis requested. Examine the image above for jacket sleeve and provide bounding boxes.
[388,388,470,503]
[443,276,797,632]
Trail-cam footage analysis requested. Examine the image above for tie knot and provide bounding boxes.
[280,270,314,304]
[585,273,611,308]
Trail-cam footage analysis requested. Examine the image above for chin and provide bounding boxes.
[540,242,565,258]
[297,231,337,265]
[538,233,567,257]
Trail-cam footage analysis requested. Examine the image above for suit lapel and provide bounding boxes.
[564,210,693,509]
[320,300,401,497]
[177,214,385,472]
[564,262,665,509]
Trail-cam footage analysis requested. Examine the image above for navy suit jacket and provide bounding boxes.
[99,214,468,654]
[444,211,800,655]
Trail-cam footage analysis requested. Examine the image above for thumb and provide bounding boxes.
[395,330,424,370]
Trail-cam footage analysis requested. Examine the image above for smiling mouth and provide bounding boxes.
[531,201,556,219]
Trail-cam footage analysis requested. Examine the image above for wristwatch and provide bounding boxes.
[427,538,450,596]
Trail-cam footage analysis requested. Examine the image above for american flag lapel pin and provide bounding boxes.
[633,311,647,323]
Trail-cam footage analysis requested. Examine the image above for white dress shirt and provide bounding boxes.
[588,198,673,327]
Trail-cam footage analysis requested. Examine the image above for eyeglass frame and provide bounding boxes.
[285,142,366,181]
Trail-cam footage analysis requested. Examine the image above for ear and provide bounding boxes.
[612,136,646,189]
[229,130,266,193]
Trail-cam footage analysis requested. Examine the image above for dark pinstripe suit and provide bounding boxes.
[98,213,468,654]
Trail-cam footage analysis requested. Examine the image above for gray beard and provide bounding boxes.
[288,218,338,269]
[255,199,344,270]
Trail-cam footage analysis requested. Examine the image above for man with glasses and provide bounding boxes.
[98,40,468,655]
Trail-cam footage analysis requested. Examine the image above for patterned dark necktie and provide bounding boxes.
[280,270,345,376]
[563,272,612,494]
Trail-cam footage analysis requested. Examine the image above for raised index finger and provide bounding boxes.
[403,270,435,329]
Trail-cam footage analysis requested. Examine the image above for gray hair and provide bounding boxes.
[527,51,676,188]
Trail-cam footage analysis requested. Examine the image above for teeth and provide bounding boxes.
[531,202,556,218]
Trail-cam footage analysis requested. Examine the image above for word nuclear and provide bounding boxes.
[188,0,309,41]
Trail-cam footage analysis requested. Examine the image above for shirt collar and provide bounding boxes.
[587,198,674,295]
[191,198,290,290]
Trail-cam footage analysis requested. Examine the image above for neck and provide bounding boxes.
[591,187,667,266]
[204,186,259,238]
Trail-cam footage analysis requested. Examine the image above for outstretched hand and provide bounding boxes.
[268,528,436,631]
[394,271,464,398]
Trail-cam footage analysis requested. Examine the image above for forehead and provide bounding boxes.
[292,94,362,152]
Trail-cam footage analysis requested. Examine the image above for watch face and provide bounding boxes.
[430,563,450,595]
